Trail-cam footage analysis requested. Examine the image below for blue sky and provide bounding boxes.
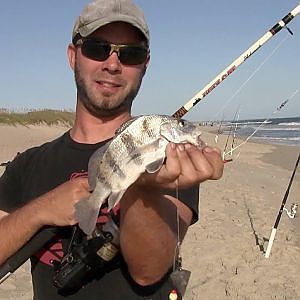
[0,1,299,121]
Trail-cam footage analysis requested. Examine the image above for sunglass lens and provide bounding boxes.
[81,40,110,61]
[120,47,148,65]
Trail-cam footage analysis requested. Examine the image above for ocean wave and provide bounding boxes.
[260,137,300,141]
[248,127,300,131]
[234,121,271,125]
[251,136,300,146]
[221,117,300,147]
[278,122,300,126]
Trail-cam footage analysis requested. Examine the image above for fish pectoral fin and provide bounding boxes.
[75,184,109,235]
[146,157,165,173]
[107,190,126,211]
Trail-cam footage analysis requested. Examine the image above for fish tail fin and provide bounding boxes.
[75,184,109,235]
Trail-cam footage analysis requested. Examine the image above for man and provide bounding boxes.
[0,0,223,299]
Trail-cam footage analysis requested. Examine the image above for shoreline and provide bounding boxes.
[201,123,300,148]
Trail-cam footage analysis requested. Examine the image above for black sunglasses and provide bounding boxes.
[76,38,148,65]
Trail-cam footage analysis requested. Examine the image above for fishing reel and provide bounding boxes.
[283,203,298,219]
[53,216,120,294]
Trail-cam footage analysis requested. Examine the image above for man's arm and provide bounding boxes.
[120,144,224,286]
[0,211,8,219]
[0,178,90,265]
[120,188,192,286]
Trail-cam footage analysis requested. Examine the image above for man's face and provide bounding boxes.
[70,22,149,117]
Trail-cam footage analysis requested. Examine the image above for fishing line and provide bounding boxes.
[172,4,300,119]
[223,89,299,157]
[173,180,181,271]
[223,106,240,155]
[229,112,240,156]
[213,34,290,121]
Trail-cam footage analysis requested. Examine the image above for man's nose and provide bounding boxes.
[101,51,122,73]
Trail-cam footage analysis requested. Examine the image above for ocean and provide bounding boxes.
[221,116,300,147]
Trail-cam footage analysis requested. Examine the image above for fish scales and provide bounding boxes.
[106,147,126,180]
[119,131,143,166]
[75,114,204,234]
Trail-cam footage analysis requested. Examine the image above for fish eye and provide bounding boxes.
[178,120,185,127]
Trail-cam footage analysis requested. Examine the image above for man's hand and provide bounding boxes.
[36,177,90,227]
[0,178,90,264]
[138,143,224,189]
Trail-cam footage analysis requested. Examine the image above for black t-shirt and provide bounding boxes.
[0,131,199,300]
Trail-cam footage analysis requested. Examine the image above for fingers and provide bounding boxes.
[173,144,224,186]
[163,143,181,181]
[68,177,90,199]
[39,178,91,226]
[137,142,224,190]
[201,146,224,179]
[178,144,212,181]
[137,143,181,188]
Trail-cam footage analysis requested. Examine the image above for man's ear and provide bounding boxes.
[67,43,76,70]
[142,54,150,76]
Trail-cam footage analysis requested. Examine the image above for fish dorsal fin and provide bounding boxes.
[115,116,140,135]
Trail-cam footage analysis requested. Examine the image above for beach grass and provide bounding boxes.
[0,109,74,126]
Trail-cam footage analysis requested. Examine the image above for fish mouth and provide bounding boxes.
[160,134,204,147]
[159,134,171,144]
[197,135,206,148]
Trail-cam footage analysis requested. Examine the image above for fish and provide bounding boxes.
[75,114,204,234]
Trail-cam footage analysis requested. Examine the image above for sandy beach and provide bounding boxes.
[0,125,299,299]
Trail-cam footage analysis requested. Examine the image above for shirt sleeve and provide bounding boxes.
[0,158,23,213]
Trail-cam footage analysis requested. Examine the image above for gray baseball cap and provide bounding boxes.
[72,0,149,45]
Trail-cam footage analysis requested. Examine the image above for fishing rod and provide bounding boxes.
[265,152,300,258]
[223,106,240,158]
[0,227,58,284]
[172,4,300,119]
[223,90,299,157]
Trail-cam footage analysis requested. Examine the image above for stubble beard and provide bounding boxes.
[74,64,142,118]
